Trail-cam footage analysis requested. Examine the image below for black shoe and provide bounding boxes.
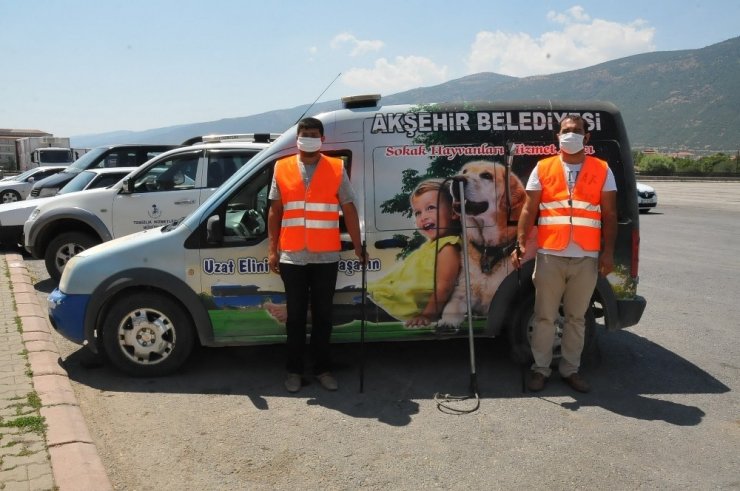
[562,373,591,393]
[527,371,548,392]
[284,373,302,393]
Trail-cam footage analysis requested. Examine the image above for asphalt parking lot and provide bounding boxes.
[18,181,740,490]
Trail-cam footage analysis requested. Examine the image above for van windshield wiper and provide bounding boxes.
[162,217,186,232]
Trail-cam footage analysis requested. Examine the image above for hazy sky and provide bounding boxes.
[2,1,737,137]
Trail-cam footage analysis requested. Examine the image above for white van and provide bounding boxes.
[48,96,646,376]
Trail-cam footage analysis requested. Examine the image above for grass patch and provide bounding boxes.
[27,392,41,410]
[0,415,46,434]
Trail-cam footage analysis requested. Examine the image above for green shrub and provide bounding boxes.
[674,158,703,175]
[638,155,675,175]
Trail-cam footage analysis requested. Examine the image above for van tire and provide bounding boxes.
[508,292,598,368]
[45,231,100,281]
[101,292,195,377]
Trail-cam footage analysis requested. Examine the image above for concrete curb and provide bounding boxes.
[6,253,113,491]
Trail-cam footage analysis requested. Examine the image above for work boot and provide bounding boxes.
[562,372,591,393]
[284,373,302,393]
[316,372,338,391]
[527,371,548,392]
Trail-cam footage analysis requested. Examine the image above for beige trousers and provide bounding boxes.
[530,253,598,377]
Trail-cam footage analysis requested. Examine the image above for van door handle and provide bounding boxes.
[174,199,195,205]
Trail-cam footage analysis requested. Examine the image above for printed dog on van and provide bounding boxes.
[437,160,537,330]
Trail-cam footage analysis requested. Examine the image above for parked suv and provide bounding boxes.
[25,136,272,280]
[28,144,177,199]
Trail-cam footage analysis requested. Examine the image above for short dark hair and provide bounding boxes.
[297,117,324,137]
[559,114,587,132]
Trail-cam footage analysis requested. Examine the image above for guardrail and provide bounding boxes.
[637,175,740,182]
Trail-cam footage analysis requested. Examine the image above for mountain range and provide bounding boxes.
[72,36,740,153]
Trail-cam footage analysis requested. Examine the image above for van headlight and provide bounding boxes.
[37,187,60,198]
[29,208,41,221]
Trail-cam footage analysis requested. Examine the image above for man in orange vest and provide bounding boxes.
[268,117,364,393]
[512,114,617,393]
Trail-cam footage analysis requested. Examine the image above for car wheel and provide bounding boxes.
[44,231,100,281]
[508,292,598,367]
[0,190,21,203]
[101,292,195,376]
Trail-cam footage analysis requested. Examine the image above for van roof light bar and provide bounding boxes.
[196,133,282,144]
[342,94,381,109]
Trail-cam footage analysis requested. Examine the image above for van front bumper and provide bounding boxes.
[47,288,90,345]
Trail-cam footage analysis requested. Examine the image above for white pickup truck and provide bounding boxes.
[0,167,136,247]
[25,136,273,280]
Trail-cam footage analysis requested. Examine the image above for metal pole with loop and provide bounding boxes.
[434,180,480,414]
[359,241,367,393]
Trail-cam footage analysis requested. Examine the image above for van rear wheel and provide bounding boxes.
[44,231,99,281]
[101,292,195,376]
[508,292,598,368]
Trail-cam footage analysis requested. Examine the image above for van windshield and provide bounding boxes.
[67,147,108,171]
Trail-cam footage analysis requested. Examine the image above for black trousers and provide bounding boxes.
[279,262,338,375]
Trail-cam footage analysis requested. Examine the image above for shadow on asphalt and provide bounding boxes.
[11,246,722,427]
[57,329,726,427]
[34,277,55,294]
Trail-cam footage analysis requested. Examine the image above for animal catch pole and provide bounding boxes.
[434,180,480,414]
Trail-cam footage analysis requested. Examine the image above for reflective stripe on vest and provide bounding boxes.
[274,154,343,252]
[536,155,608,252]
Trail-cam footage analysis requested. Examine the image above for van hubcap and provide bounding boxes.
[118,308,175,365]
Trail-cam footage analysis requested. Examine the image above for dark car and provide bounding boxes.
[28,144,177,199]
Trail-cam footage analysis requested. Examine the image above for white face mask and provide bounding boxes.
[296,136,322,153]
[559,132,585,154]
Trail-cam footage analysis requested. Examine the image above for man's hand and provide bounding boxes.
[355,247,368,266]
[598,251,614,276]
[510,243,525,269]
[268,250,280,274]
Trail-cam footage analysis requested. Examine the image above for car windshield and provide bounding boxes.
[57,170,97,194]
[11,168,44,181]
[67,147,108,171]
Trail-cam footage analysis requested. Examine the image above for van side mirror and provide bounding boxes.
[206,215,223,244]
[121,178,134,194]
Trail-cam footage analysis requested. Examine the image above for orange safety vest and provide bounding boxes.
[536,155,608,252]
[274,154,343,252]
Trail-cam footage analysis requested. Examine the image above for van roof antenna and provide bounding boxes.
[294,72,342,124]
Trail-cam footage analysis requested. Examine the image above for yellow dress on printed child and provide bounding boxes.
[368,236,461,320]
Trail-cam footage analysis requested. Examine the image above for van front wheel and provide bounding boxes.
[508,292,598,367]
[45,231,99,281]
[101,292,195,376]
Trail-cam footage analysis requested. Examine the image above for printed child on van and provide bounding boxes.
[368,178,462,327]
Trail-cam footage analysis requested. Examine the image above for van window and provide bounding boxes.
[215,166,272,245]
[133,152,201,192]
[206,149,261,188]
